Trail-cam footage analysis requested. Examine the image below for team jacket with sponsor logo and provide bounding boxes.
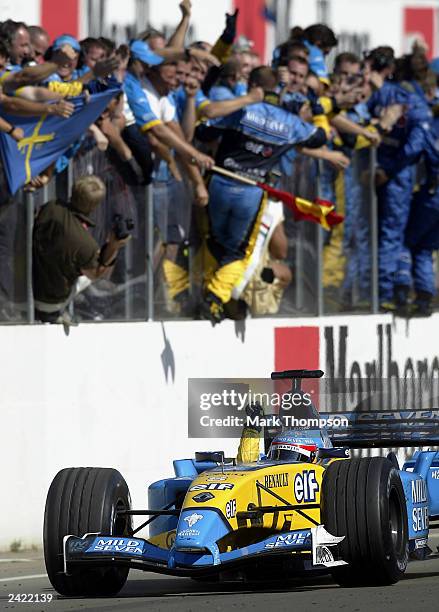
[213,98,324,181]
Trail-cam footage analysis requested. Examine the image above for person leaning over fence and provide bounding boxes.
[202,66,327,324]
[32,176,130,325]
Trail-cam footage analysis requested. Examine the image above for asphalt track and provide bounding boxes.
[1,537,439,612]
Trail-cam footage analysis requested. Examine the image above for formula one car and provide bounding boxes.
[43,369,439,596]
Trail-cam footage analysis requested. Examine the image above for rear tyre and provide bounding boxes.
[43,467,132,596]
[321,457,408,586]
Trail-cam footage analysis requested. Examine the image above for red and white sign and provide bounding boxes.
[403,6,437,59]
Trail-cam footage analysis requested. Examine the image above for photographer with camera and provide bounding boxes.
[32,175,130,325]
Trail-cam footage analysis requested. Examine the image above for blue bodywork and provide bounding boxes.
[66,526,316,575]
[64,439,439,575]
[402,450,439,549]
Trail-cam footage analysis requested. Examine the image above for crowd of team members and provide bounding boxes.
[0,1,438,323]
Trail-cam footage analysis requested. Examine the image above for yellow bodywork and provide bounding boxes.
[149,462,327,551]
[184,463,323,531]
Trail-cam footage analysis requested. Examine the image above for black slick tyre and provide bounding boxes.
[43,467,132,596]
[321,457,408,586]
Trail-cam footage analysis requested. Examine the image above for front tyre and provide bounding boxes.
[321,457,408,586]
[43,467,132,596]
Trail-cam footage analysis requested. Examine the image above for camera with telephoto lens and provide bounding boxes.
[112,214,134,240]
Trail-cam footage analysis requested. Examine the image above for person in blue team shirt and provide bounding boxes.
[0,25,88,99]
[272,38,309,70]
[202,66,327,324]
[365,46,433,312]
[208,58,245,103]
[172,71,210,127]
[44,35,84,83]
[272,24,337,93]
[124,39,213,171]
[330,56,373,307]
[277,54,312,129]
[399,130,439,316]
[275,54,312,181]
[124,39,215,312]
[393,69,439,316]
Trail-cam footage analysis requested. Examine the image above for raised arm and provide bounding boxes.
[180,77,198,141]
[167,0,192,49]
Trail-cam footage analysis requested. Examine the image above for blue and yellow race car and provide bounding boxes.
[43,369,439,596]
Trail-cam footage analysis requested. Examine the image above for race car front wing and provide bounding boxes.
[63,525,346,578]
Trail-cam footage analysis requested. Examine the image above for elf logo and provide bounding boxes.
[294,470,319,503]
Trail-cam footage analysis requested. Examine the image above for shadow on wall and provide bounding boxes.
[161,322,175,383]
[235,319,246,343]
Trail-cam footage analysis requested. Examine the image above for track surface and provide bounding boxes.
[1,537,439,612]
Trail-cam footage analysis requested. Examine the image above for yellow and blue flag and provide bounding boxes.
[0,87,120,194]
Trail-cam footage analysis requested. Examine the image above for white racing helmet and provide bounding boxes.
[268,431,318,463]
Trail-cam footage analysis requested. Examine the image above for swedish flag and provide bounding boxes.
[0,87,120,194]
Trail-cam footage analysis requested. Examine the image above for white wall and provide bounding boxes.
[290,0,318,26]
[282,0,439,56]
[103,0,232,43]
[0,0,40,25]
[3,0,439,57]
[1,312,439,550]
[330,0,403,54]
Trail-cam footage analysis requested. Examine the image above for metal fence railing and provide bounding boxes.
[0,143,393,325]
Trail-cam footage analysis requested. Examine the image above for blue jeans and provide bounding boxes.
[208,174,263,265]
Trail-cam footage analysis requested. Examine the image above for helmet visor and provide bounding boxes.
[268,443,313,462]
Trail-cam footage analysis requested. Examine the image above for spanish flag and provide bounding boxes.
[211,166,344,231]
[259,182,344,231]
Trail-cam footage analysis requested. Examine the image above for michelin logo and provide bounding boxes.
[316,545,335,565]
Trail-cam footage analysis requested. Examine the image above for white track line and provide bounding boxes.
[0,574,47,582]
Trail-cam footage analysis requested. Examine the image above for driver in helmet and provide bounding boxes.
[237,402,319,464]
[267,432,318,462]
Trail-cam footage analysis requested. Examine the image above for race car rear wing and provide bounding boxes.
[267,369,439,449]
[271,369,324,380]
[320,409,439,448]
[263,409,439,450]
[271,369,324,392]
